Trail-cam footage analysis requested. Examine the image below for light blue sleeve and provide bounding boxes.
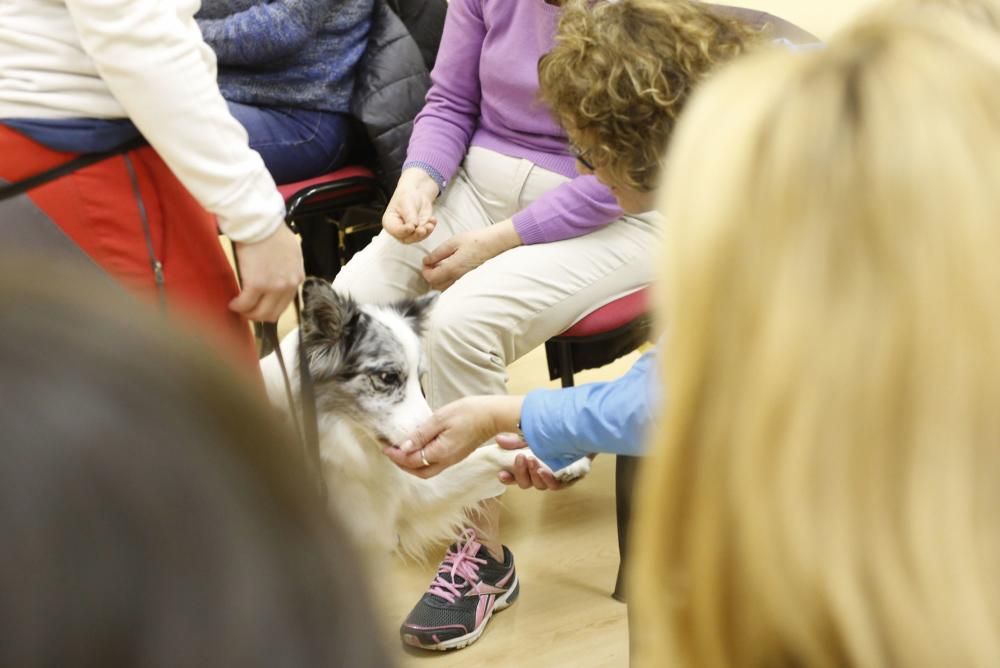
[519,350,660,471]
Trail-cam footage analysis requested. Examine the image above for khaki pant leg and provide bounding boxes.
[423,212,661,408]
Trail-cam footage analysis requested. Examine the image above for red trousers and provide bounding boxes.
[0,125,257,367]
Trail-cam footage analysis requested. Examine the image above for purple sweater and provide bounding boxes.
[402,0,623,245]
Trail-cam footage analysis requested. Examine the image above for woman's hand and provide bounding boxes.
[382,395,523,478]
[494,433,567,491]
[383,168,440,243]
[230,224,304,322]
[422,220,522,290]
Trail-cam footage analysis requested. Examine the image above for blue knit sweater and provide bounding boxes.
[197,0,374,113]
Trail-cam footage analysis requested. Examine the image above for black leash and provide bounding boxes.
[260,297,326,503]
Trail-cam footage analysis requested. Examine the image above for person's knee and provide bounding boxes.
[333,233,430,305]
[424,295,507,370]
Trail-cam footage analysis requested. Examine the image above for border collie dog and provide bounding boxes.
[260,279,588,558]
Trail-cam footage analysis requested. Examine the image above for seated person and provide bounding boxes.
[196,0,374,184]
[336,0,715,650]
[633,7,1000,666]
[384,0,816,488]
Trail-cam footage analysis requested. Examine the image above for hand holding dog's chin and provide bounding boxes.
[385,396,523,477]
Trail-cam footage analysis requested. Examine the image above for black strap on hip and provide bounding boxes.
[0,135,147,202]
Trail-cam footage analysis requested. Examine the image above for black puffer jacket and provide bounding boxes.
[350,0,446,192]
[384,0,446,70]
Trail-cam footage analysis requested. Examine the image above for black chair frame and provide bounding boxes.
[284,174,388,283]
[545,313,653,389]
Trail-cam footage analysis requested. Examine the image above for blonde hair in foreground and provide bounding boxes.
[631,12,1000,668]
[893,0,1000,29]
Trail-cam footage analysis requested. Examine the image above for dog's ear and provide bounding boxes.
[301,278,360,343]
[396,291,439,336]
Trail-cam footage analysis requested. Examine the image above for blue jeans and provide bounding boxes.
[227,102,352,185]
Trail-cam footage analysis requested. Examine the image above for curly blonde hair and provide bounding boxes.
[538,0,760,192]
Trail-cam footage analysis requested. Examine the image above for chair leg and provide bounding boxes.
[296,215,342,281]
[613,454,640,602]
[557,340,575,388]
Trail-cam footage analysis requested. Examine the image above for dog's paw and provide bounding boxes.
[553,456,592,484]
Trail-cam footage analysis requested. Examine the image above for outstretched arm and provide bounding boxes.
[383,349,660,484]
[383,395,523,478]
[380,395,572,491]
[520,350,660,471]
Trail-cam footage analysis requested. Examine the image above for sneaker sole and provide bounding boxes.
[402,574,520,652]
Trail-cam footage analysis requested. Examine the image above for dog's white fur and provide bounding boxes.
[260,300,590,559]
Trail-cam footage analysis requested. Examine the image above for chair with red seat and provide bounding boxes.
[544,286,652,389]
[278,165,388,282]
[544,286,654,603]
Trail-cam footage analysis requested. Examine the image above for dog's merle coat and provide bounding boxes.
[261,279,590,559]
[298,280,436,446]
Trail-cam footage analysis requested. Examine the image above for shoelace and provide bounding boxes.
[426,529,488,604]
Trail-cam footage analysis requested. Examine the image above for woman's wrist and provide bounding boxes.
[484,219,524,257]
[478,395,525,437]
[400,166,442,199]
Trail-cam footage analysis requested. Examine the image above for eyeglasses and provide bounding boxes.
[570,144,595,171]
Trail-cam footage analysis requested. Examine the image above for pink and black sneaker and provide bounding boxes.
[400,529,519,651]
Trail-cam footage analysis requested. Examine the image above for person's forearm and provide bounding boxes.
[512,175,622,245]
[66,0,284,243]
[483,395,524,436]
[482,219,523,258]
[519,351,660,470]
[398,167,441,200]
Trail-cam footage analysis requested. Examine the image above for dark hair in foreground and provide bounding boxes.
[0,260,390,667]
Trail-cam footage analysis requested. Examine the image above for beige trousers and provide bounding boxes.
[333,147,661,409]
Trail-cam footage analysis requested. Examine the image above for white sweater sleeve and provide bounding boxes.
[63,0,285,244]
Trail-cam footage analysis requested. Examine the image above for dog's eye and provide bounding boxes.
[374,371,401,387]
